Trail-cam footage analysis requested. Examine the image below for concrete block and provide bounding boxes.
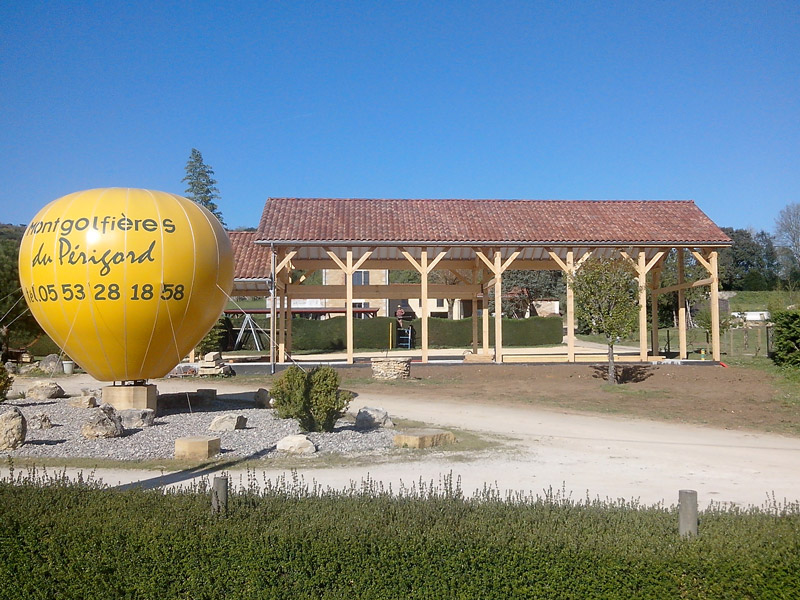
[175,436,221,460]
[102,384,158,411]
[393,428,456,449]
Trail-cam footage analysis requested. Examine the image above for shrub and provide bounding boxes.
[0,367,12,402]
[270,365,350,432]
[772,310,800,367]
[309,366,350,432]
[197,316,227,355]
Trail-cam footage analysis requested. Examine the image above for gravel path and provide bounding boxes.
[2,381,396,462]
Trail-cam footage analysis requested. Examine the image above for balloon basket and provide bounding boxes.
[103,384,158,412]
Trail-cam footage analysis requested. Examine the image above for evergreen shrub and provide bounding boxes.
[270,365,350,432]
[772,310,800,367]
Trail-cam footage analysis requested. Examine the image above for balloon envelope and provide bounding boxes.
[18,188,234,381]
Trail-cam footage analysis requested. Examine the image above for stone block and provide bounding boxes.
[175,436,221,460]
[208,414,247,431]
[102,384,158,411]
[197,388,217,402]
[463,352,494,363]
[69,395,98,408]
[393,428,456,449]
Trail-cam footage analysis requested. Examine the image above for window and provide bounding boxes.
[436,298,445,308]
[353,271,370,286]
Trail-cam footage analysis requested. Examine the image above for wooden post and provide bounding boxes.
[638,250,648,361]
[566,249,575,362]
[346,248,354,364]
[482,269,490,356]
[679,489,698,537]
[421,249,429,363]
[211,476,228,515]
[677,249,687,359]
[286,296,293,355]
[494,250,503,363]
[650,268,661,357]
[472,268,479,354]
[278,277,287,363]
[710,251,721,361]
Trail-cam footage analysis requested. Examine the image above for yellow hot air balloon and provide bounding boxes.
[18,188,234,382]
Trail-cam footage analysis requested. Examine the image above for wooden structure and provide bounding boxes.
[249,198,731,364]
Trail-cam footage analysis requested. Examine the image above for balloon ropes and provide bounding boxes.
[18,188,234,382]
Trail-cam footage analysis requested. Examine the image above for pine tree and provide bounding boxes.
[182,148,225,225]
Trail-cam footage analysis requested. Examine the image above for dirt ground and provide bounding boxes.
[336,362,799,436]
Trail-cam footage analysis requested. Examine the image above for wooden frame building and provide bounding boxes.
[250,198,731,364]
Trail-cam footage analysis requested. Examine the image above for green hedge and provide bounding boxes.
[291,317,397,352]
[772,310,800,367]
[1,475,799,599]
[288,316,563,351]
[408,316,563,348]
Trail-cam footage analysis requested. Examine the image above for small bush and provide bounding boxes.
[309,367,350,432]
[0,367,12,402]
[772,310,800,367]
[270,365,350,432]
[270,365,310,422]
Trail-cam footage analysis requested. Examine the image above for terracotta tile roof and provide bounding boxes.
[228,231,271,279]
[256,198,731,246]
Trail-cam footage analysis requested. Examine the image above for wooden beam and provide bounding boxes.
[475,249,496,273]
[275,250,298,274]
[482,267,490,356]
[285,283,482,300]
[691,250,713,274]
[710,251,721,361]
[638,251,648,361]
[650,268,661,356]
[677,248,687,359]
[566,250,575,362]
[421,249,429,363]
[291,258,560,271]
[494,250,503,363]
[346,248,353,364]
[651,277,714,296]
[325,249,347,272]
[547,249,569,273]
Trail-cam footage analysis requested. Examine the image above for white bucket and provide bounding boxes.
[63,360,74,375]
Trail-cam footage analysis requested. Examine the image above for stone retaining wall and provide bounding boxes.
[370,357,412,380]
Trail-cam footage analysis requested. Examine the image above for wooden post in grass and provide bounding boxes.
[212,476,228,515]
[679,489,698,537]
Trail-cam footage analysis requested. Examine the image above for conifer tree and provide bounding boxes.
[183,148,225,225]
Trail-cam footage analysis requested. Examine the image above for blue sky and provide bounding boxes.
[1,1,798,232]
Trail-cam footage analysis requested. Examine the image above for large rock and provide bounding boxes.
[355,407,394,430]
[0,407,26,450]
[80,404,124,439]
[120,408,155,428]
[38,354,64,375]
[4,361,18,374]
[276,434,316,455]
[254,388,273,408]
[69,395,98,408]
[26,381,66,401]
[28,412,52,430]
[208,414,247,431]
